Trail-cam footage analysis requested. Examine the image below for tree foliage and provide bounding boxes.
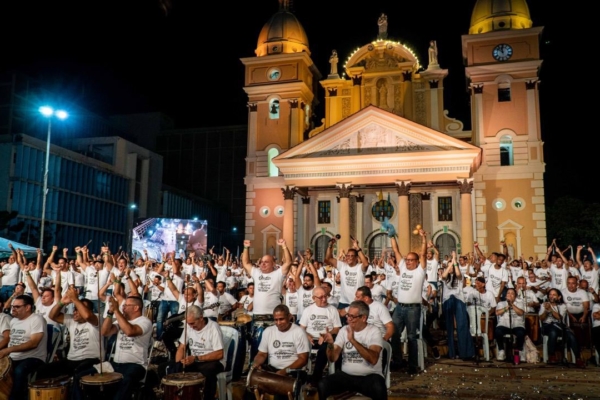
[546,196,600,249]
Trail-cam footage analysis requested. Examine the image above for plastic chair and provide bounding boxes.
[540,318,574,363]
[218,325,239,400]
[468,305,490,361]
[47,325,63,363]
[381,340,392,388]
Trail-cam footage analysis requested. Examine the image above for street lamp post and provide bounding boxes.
[39,106,68,252]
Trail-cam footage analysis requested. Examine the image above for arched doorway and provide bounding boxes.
[368,233,391,261]
[435,233,456,260]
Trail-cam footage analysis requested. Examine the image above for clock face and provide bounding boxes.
[267,68,281,81]
[493,44,513,61]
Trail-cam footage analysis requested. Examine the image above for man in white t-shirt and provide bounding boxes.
[354,286,394,342]
[241,238,292,364]
[216,280,238,321]
[390,229,427,374]
[238,282,254,316]
[319,300,386,400]
[88,295,152,400]
[577,245,599,293]
[0,243,21,302]
[156,258,184,340]
[325,237,369,309]
[0,294,47,400]
[294,262,321,322]
[300,287,341,386]
[39,289,101,395]
[160,305,224,400]
[252,304,311,398]
[564,276,590,324]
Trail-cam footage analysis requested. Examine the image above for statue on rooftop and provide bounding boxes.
[377,13,388,40]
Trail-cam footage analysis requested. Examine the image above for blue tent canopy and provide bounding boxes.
[0,237,39,259]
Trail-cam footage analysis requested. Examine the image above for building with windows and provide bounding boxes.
[242,0,546,261]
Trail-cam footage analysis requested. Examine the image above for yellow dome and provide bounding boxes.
[469,0,533,34]
[256,8,310,57]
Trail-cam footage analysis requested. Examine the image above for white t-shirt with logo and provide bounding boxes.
[580,267,600,293]
[366,300,393,338]
[426,259,439,283]
[299,303,342,340]
[203,291,220,319]
[336,261,365,304]
[563,289,589,315]
[238,295,254,316]
[285,291,298,315]
[179,318,225,368]
[335,324,383,377]
[8,313,47,361]
[296,287,315,321]
[252,268,284,315]
[162,273,184,302]
[176,294,201,314]
[35,297,58,327]
[549,265,568,291]
[496,298,526,329]
[64,314,100,361]
[258,323,311,370]
[396,263,426,304]
[592,303,600,328]
[84,268,109,301]
[113,315,153,366]
[485,266,508,297]
[2,262,20,285]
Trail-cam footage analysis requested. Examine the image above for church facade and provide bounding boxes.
[241,0,546,262]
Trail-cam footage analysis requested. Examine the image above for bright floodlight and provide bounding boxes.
[130,204,137,209]
[55,110,69,120]
[39,106,54,117]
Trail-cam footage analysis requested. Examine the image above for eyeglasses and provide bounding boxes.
[11,305,25,309]
[346,313,361,320]
[123,304,136,308]
[313,296,327,300]
[405,258,418,262]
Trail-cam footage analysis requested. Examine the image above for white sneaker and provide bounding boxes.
[497,350,505,361]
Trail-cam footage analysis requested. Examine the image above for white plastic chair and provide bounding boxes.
[541,318,574,363]
[467,305,490,361]
[47,325,63,363]
[218,325,239,400]
[381,340,392,388]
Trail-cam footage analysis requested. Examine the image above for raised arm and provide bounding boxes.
[351,236,369,272]
[241,240,254,276]
[278,238,293,277]
[325,237,338,268]
[390,235,403,264]
[418,230,427,268]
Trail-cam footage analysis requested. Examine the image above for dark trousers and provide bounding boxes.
[495,326,526,352]
[318,371,387,400]
[9,357,45,400]
[443,296,474,359]
[542,323,580,359]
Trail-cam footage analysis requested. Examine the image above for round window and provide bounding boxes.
[259,206,270,218]
[511,198,526,211]
[492,198,506,211]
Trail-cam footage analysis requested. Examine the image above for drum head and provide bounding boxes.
[0,356,11,379]
[80,372,123,385]
[219,321,236,327]
[162,372,205,386]
[29,376,71,388]
[236,314,252,324]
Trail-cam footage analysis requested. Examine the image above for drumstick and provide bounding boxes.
[182,279,189,373]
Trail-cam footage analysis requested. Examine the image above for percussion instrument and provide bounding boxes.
[0,357,12,400]
[29,376,71,400]
[161,372,205,400]
[525,313,539,343]
[80,372,123,399]
[247,368,298,399]
[326,392,370,400]
[236,313,252,325]
[218,320,236,327]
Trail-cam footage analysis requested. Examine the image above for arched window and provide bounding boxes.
[267,148,279,177]
[499,135,513,166]
[314,234,332,262]
[368,233,391,261]
[269,99,280,120]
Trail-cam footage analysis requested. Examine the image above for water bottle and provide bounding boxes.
[513,350,520,365]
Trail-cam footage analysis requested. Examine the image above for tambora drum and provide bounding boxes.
[80,372,123,400]
[246,368,298,397]
[29,376,71,400]
[0,357,12,400]
[525,313,539,343]
[161,372,205,400]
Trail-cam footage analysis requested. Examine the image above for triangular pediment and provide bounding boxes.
[274,106,481,186]
[498,219,523,230]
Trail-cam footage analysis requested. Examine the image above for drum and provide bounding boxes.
[246,368,298,397]
[80,372,123,399]
[525,313,539,343]
[236,313,252,325]
[29,376,71,400]
[0,357,12,400]
[218,321,236,327]
[161,372,205,400]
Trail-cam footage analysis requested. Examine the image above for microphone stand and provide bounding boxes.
[473,295,480,365]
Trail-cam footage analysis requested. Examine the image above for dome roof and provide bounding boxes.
[469,0,533,34]
[256,8,310,57]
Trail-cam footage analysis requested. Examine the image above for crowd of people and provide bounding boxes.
[0,229,598,400]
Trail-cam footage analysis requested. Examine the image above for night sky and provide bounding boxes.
[2,0,584,205]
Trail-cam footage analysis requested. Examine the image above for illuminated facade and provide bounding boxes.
[242,0,546,260]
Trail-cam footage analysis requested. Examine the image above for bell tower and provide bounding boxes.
[462,0,547,258]
[240,0,321,256]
